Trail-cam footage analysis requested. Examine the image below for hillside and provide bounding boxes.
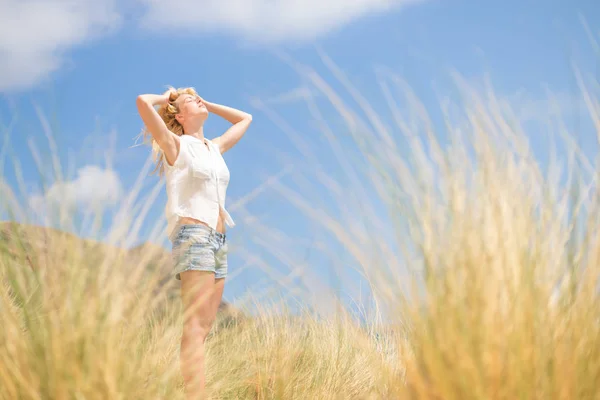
[0,221,239,316]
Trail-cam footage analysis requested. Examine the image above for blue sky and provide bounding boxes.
[1,0,599,313]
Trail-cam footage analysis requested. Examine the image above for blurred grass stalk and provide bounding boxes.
[254,49,600,398]
[1,48,600,398]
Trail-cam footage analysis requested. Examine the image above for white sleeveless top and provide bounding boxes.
[164,134,235,239]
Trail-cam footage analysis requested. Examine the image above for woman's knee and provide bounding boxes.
[183,316,214,341]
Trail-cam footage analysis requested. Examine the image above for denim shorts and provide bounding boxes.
[171,224,228,280]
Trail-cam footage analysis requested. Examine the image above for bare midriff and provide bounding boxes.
[179,209,227,234]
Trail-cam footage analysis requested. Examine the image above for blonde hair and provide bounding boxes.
[140,86,199,177]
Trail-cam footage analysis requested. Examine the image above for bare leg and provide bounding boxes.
[180,271,225,399]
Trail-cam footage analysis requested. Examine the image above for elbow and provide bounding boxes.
[230,113,252,126]
[136,95,154,114]
[136,95,147,107]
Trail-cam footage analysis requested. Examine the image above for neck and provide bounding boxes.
[183,123,204,140]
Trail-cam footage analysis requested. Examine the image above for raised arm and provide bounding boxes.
[136,90,180,166]
[205,100,253,153]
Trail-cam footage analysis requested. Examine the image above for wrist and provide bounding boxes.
[164,92,174,105]
[203,100,215,112]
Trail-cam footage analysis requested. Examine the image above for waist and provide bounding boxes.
[179,215,227,233]
[172,223,226,241]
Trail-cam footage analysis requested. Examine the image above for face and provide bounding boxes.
[175,93,208,124]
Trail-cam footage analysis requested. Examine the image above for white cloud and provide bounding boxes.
[0,1,121,92]
[137,0,424,43]
[29,165,123,214]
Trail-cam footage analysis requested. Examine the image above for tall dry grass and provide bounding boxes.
[263,53,600,399]
[0,219,399,399]
[1,51,600,399]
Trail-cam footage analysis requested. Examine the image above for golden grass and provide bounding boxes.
[1,53,600,399]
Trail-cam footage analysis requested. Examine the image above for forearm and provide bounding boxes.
[137,93,169,107]
[205,101,252,124]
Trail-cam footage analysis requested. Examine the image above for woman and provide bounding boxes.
[136,87,252,398]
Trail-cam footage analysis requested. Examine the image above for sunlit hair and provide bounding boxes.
[140,86,199,177]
